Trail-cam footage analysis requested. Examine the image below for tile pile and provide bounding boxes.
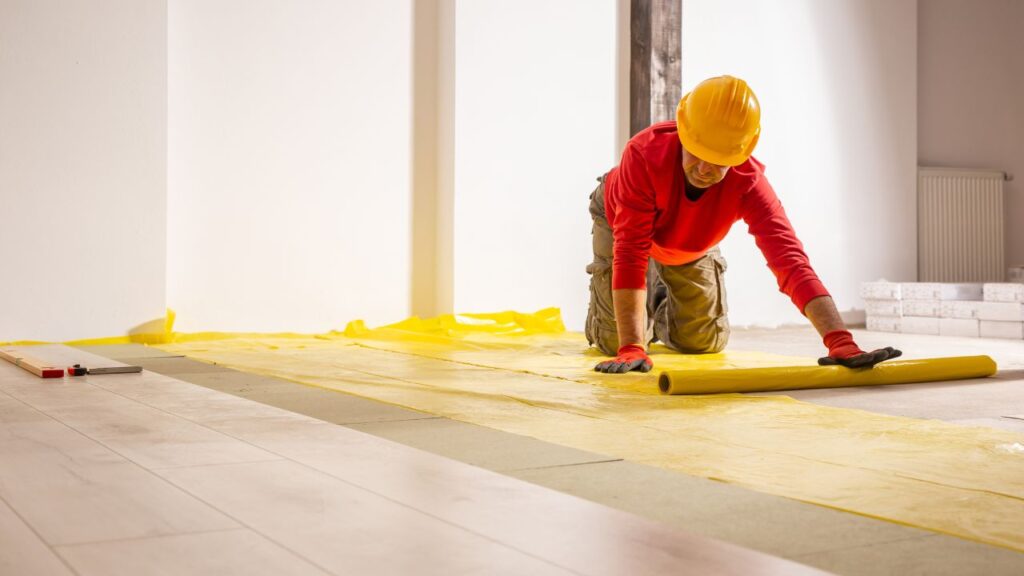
[861,281,1024,340]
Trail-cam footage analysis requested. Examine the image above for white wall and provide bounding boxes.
[0,0,167,342]
[168,0,412,333]
[0,0,943,339]
[453,0,618,330]
[682,0,918,327]
[919,0,1024,270]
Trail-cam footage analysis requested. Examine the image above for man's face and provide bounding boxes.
[682,148,730,189]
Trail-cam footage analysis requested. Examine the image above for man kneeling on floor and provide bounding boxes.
[588,75,901,374]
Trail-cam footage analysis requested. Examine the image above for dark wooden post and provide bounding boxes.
[630,0,681,137]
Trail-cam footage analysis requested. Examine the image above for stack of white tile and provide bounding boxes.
[980,283,1024,339]
[861,281,1024,340]
[861,281,903,334]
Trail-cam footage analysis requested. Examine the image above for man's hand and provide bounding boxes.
[595,344,653,373]
[818,329,902,368]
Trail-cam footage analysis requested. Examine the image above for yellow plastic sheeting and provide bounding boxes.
[337,309,819,396]
[660,356,998,394]
[153,310,1024,552]
[3,310,180,347]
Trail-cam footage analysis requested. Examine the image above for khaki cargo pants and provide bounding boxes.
[585,176,730,356]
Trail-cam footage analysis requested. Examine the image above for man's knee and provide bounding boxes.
[666,319,730,354]
[590,330,620,357]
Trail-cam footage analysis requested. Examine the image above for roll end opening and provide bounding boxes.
[658,372,671,394]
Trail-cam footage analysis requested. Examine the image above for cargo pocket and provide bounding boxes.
[585,259,619,355]
[710,254,730,351]
[712,255,729,319]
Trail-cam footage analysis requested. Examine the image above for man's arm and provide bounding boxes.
[593,288,652,373]
[614,288,647,347]
[738,174,900,369]
[803,295,846,336]
[594,144,657,374]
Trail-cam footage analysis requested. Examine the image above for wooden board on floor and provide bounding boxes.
[0,348,64,378]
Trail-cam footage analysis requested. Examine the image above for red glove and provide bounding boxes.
[819,330,901,368]
[595,344,653,373]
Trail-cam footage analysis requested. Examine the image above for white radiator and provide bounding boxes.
[918,167,1006,282]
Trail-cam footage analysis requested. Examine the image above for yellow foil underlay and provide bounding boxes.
[153,309,1024,552]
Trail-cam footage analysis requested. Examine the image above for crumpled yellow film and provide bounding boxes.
[154,309,1024,552]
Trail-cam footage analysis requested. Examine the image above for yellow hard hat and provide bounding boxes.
[676,75,761,167]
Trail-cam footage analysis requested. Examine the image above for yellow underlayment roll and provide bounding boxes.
[150,309,1024,553]
[659,355,998,395]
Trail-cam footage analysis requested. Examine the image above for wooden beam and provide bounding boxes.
[0,348,64,378]
[649,0,681,130]
[629,0,652,137]
[629,0,681,137]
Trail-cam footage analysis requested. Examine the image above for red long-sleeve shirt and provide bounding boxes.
[604,121,829,312]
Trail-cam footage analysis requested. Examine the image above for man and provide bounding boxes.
[587,75,901,373]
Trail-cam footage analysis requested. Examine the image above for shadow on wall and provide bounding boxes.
[126,317,169,343]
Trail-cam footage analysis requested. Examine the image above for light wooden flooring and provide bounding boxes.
[1,344,824,576]
[72,326,1024,576]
